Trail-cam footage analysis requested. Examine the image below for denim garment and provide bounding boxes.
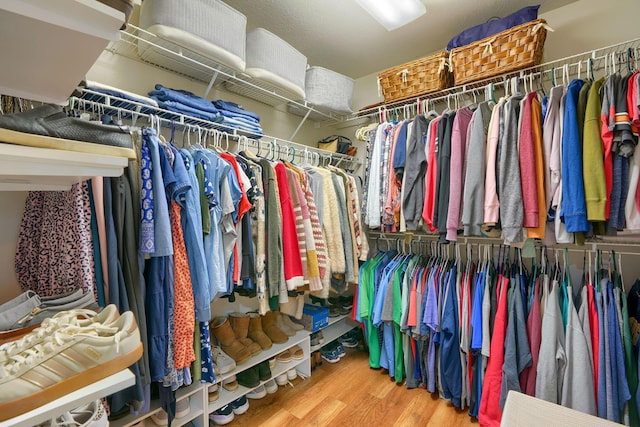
[218,109,261,123]
[143,128,173,257]
[178,149,212,321]
[220,117,264,135]
[192,150,231,296]
[150,84,219,114]
[153,99,222,123]
[145,256,174,382]
[213,100,260,121]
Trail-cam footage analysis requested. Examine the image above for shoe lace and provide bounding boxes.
[0,323,119,378]
[0,308,104,361]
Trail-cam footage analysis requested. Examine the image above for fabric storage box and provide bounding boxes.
[305,66,354,114]
[377,52,453,104]
[450,19,549,86]
[301,304,329,332]
[243,28,307,101]
[138,0,246,75]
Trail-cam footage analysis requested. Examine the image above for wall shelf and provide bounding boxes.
[0,369,135,427]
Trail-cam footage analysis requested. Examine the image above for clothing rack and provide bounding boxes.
[71,88,361,169]
[350,37,640,123]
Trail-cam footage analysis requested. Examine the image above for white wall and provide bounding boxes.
[352,0,640,111]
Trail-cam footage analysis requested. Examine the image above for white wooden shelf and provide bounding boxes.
[0,143,129,191]
[310,314,358,353]
[0,369,135,427]
[0,0,125,104]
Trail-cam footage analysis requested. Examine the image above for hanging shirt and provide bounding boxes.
[422,116,442,232]
[446,107,473,241]
[543,86,565,245]
[583,78,608,222]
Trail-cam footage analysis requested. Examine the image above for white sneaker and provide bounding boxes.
[210,405,234,425]
[246,385,267,400]
[54,399,108,427]
[264,379,278,394]
[287,369,297,380]
[0,311,143,421]
[0,305,120,364]
[275,373,288,386]
[151,398,191,425]
[211,346,236,375]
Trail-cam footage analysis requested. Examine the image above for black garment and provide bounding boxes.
[435,113,456,241]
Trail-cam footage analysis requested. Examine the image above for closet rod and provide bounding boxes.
[350,36,640,121]
[71,90,361,167]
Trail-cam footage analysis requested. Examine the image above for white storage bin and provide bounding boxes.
[138,0,246,75]
[305,66,354,114]
[244,28,307,100]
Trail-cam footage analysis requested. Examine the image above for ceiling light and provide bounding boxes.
[354,0,426,31]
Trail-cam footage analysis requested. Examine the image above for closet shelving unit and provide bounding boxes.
[106,24,350,139]
[310,313,359,353]
[75,88,362,170]
[348,37,640,123]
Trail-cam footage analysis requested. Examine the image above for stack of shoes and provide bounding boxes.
[338,329,360,348]
[310,331,325,347]
[222,375,238,391]
[0,305,143,421]
[328,296,352,316]
[0,289,99,341]
[150,398,190,425]
[228,313,262,356]
[0,104,136,159]
[210,317,252,365]
[208,384,220,402]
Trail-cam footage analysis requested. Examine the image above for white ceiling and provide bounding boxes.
[224,0,578,79]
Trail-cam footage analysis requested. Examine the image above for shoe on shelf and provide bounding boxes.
[338,334,359,348]
[0,311,142,421]
[308,295,328,307]
[247,312,273,350]
[310,333,321,347]
[222,375,238,391]
[290,345,304,360]
[229,313,262,357]
[54,399,108,427]
[275,373,288,386]
[211,346,237,375]
[150,398,190,425]
[274,311,296,337]
[237,366,260,388]
[246,385,267,400]
[315,351,323,367]
[339,295,354,309]
[230,395,249,415]
[337,306,351,316]
[0,104,137,159]
[268,357,277,370]
[208,384,219,402]
[335,343,346,358]
[261,311,289,344]
[287,369,297,381]
[321,349,341,364]
[210,317,252,365]
[257,360,272,381]
[209,405,235,425]
[276,349,292,363]
[328,305,341,318]
[0,304,120,362]
[281,314,305,332]
[264,379,278,394]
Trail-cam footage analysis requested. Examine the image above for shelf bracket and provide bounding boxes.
[290,108,312,140]
[203,67,220,99]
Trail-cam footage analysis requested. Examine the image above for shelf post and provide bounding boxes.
[290,108,312,140]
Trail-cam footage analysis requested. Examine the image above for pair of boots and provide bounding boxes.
[211,313,266,365]
[273,310,305,336]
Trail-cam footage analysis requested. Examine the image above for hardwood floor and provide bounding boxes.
[226,348,478,427]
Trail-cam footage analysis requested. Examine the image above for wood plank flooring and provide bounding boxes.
[227,347,478,427]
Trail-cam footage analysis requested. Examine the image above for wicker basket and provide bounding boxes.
[377,52,453,104]
[450,19,549,86]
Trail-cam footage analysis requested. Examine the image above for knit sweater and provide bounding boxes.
[519,92,539,228]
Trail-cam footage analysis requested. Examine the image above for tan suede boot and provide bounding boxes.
[247,312,273,350]
[262,311,289,343]
[274,310,296,336]
[210,316,252,364]
[282,313,305,332]
[229,312,262,356]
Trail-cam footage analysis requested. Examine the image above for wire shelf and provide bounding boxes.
[106,25,347,122]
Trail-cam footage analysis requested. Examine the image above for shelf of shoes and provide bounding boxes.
[0,369,135,427]
[310,314,359,353]
[0,142,128,191]
[208,329,311,413]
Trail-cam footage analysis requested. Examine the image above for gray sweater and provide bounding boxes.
[498,95,524,243]
[463,101,493,236]
[402,114,430,229]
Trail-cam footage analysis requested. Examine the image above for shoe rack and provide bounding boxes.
[310,313,359,353]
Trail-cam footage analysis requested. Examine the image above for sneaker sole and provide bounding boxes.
[247,389,267,399]
[0,127,137,159]
[265,384,278,394]
[0,342,143,421]
[321,355,340,364]
[232,401,250,415]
